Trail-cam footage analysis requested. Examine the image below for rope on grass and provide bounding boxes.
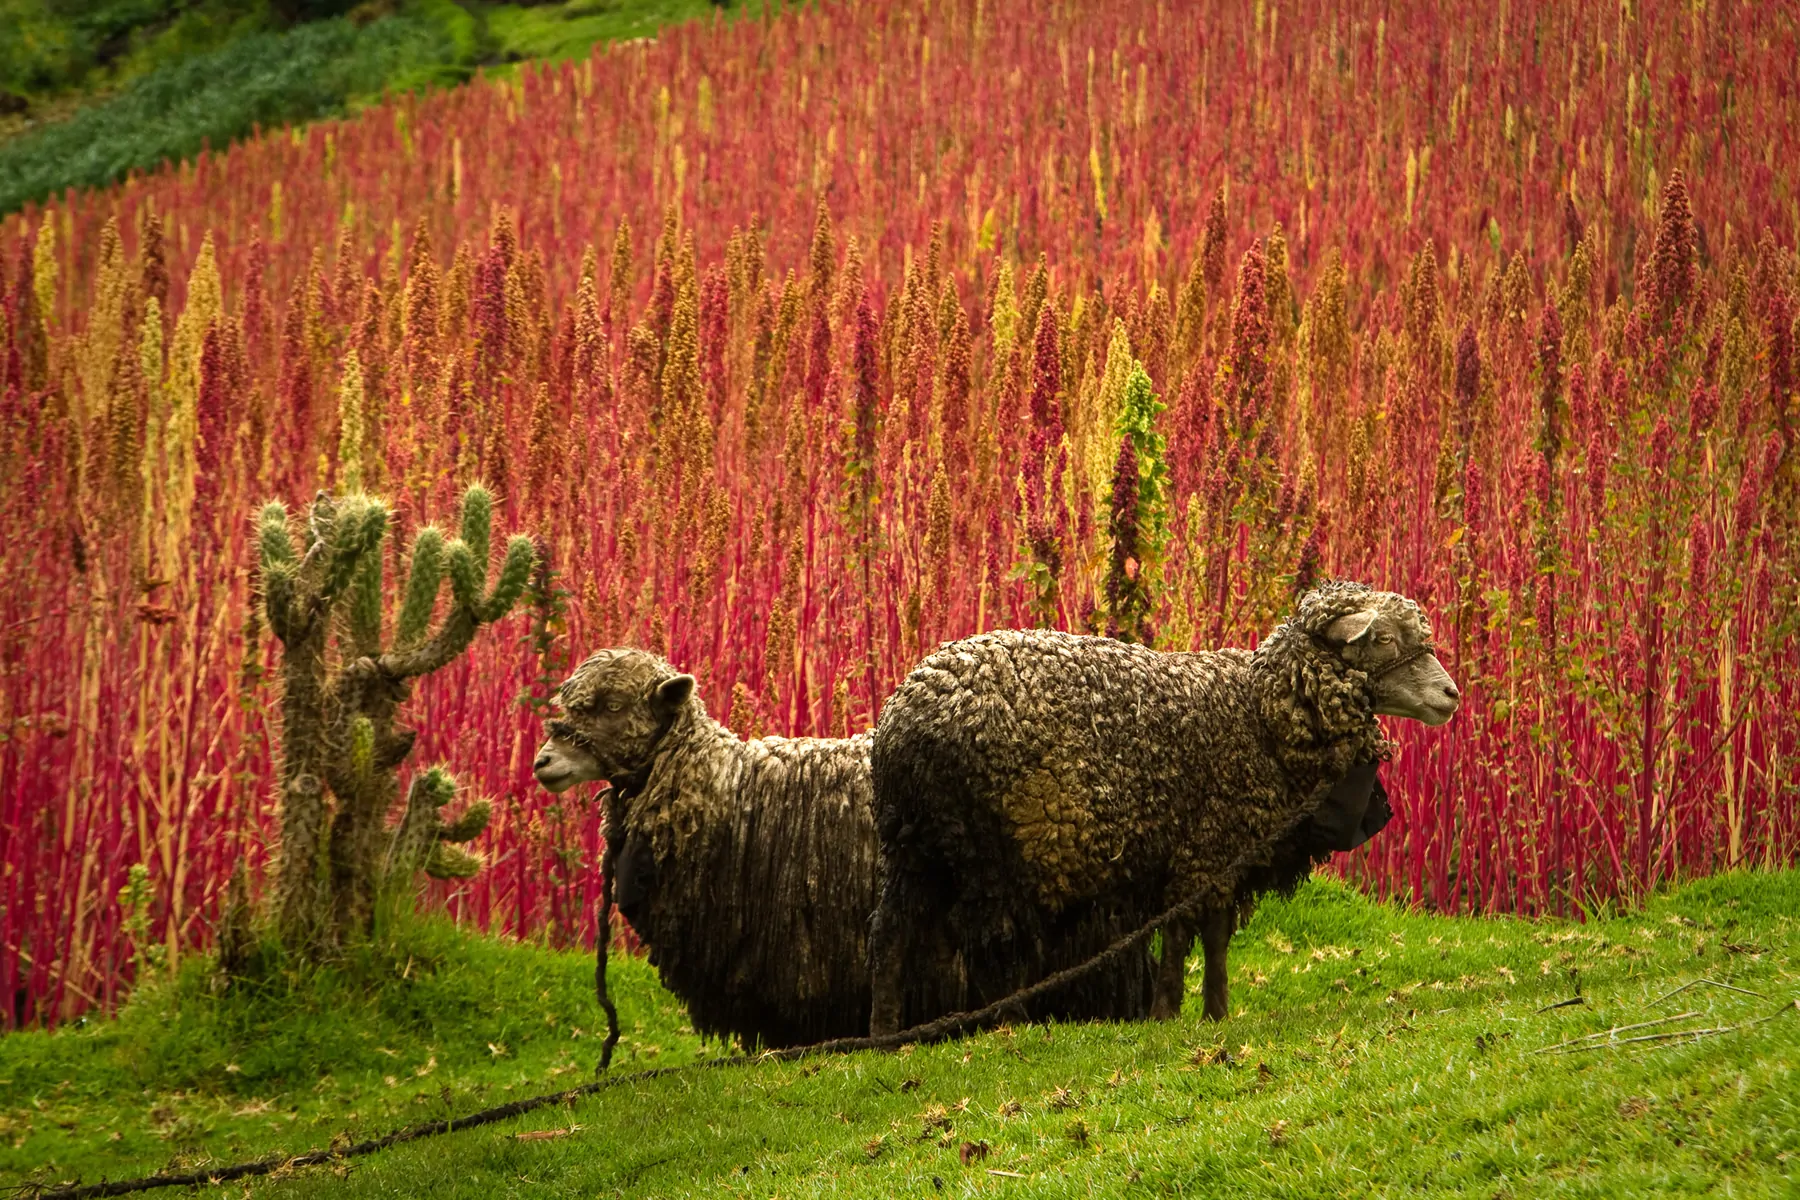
[592,785,622,1073]
[16,816,1317,1200]
[7,1063,720,1200]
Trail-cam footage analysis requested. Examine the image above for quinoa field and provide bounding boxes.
[2,0,1799,1042]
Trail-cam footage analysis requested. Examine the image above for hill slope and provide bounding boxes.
[0,0,739,214]
[5,872,1797,1196]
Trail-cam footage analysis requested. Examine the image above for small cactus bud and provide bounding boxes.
[439,798,492,843]
[417,764,458,807]
[425,843,482,880]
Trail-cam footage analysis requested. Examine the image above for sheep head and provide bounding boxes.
[1254,582,1460,770]
[1314,592,1459,727]
[533,648,696,794]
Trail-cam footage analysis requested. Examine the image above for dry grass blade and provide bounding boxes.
[1736,1000,1800,1029]
[1543,997,1798,1056]
[1647,978,1765,1006]
[1530,1011,1701,1055]
[1559,1027,1735,1054]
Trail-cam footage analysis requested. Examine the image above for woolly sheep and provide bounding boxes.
[867,581,1458,1034]
[532,648,879,1049]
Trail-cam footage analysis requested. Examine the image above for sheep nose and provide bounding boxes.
[1442,682,1460,703]
[533,750,553,771]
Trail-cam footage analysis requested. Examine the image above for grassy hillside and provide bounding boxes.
[0,0,741,215]
[5,872,1796,1196]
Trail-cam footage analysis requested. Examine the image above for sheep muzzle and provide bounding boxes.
[534,723,606,794]
[1371,649,1460,726]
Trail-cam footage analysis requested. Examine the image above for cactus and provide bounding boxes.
[383,765,492,887]
[258,484,534,949]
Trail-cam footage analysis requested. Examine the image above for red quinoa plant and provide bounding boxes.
[2,0,1798,1025]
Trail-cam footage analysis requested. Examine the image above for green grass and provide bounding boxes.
[481,0,738,66]
[0,11,456,214]
[0,0,746,216]
[5,872,1798,1196]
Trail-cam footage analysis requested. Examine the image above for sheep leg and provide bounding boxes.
[1199,905,1236,1022]
[1150,919,1193,1020]
[868,890,906,1037]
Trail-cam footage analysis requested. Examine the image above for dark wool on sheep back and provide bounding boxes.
[870,582,1416,1031]
[551,651,879,1049]
[619,724,877,1048]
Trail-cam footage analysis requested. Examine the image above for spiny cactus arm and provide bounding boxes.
[425,842,482,880]
[258,502,306,643]
[258,501,297,568]
[319,713,377,817]
[395,526,446,648]
[460,484,493,568]
[445,537,484,613]
[438,798,491,843]
[263,560,302,644]
[376,604,479,680]
[366,494,533,681]
[321,496,387,604]
[480,535,536,623]
[381,765,457,887]
[347,715,376,781]
[349,542,384,658]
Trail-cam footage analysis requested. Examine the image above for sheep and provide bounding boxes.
[1154,759,1393,1024]
[867,581,1459,1034]
[532,647,880,1050]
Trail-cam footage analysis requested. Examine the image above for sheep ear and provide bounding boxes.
[653,674,695,713]
[1326,610,1379,647]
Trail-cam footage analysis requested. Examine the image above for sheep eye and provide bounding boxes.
[1376,632,1395,645]
[605,700,623,713]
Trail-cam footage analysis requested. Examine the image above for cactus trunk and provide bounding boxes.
[272,612,330,944]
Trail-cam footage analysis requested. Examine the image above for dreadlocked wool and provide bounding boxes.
[539,649,878,1049]
[868,582,1445,1032]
